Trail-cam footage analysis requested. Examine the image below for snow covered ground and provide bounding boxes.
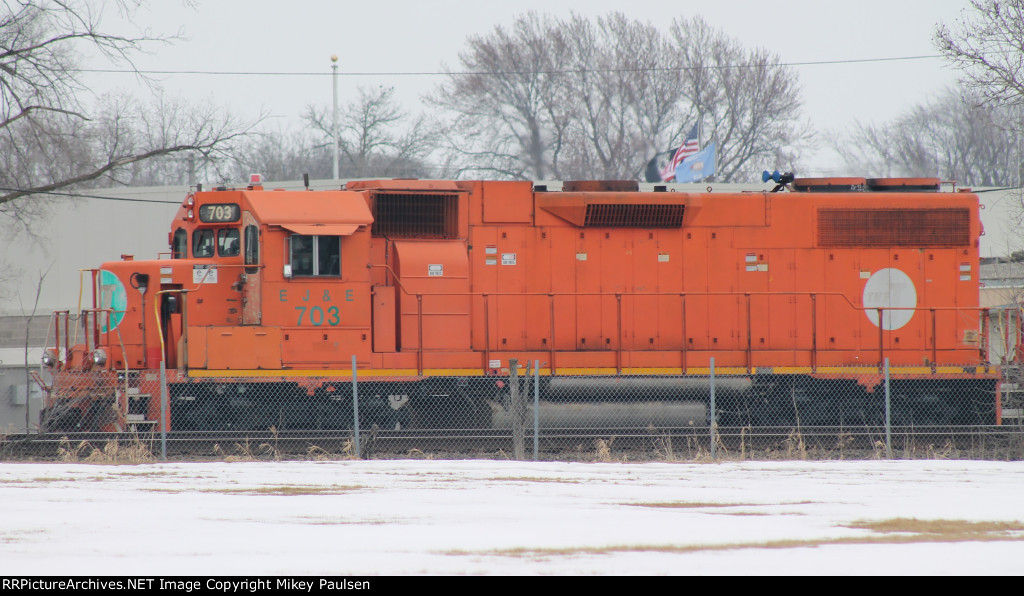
[1,459,1023,576]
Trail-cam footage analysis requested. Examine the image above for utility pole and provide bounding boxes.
[331,54,339,180]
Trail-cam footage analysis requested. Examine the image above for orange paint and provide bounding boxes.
[42,178,1006,430]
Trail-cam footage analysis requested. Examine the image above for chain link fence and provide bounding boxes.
[11,357,1024,462]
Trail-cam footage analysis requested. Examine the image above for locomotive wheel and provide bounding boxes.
[407,383,489,429]
[361,394,411,430]
[39,407,83,433]
[83,400,115,432]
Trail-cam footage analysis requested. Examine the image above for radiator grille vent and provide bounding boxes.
[371,193,459,238]
[584,204,686,227]
[817,208,970,247]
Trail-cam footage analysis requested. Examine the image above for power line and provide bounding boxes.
[974,186,1023,193]
[75,54,945,77]
[0,187,182,204]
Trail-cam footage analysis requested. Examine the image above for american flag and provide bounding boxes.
[660,123,700,182]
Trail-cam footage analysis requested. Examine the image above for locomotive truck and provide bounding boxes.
[37,175,1013,432]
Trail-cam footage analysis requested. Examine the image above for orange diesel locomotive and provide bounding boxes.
[39,176,1008,431]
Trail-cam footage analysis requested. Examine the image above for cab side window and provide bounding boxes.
[318,237,341,276]
[289,235,340,276]
[172,229,187,259]
[244,225,259,274]
[218,228,240,257]
[192,229,215,258]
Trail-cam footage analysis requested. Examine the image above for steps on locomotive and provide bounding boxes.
[126,392,157,432]
[1000,383,1024,422]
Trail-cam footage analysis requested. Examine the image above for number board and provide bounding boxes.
[198,203,241,223]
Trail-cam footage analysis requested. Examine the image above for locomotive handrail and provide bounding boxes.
[369,263,414,296]
[370,284,1000,373]
[377,283,989,314]
[52,310,70,368]
[63,308,116,358]
[383,285,989,319]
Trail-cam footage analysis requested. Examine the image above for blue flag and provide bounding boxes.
[674,142,715,183]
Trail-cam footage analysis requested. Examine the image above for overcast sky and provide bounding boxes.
[91,0,973,176]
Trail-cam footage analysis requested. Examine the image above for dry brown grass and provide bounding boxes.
[305,445,359,461]
[212,485,363,496]
[57,437,154,464]
[142,484,365,496]
[848,518,1024,536]
[212,440,276,462]
[444,517,1024,559]
[208,437,359,462]
[628,500,817,509]
[86,440,154,463]
[486,476,583,484]
[626,501,767,509]
[784,429,808,459]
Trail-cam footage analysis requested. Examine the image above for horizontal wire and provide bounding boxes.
[0,186,183,204]
[74,54,945,77]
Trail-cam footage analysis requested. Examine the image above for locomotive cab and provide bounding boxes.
[166,181,377,370]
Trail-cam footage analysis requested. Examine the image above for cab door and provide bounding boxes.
[242,212,262,325]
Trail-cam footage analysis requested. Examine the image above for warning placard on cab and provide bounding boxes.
[193,265,218,283]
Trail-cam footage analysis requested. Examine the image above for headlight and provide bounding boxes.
[91,349,108,366]
[42,349,58,368]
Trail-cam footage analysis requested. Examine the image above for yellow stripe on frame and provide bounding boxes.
[684,367,753,375]
[771,367,813,374]
[187,369,421,378]
[187,365,982,379]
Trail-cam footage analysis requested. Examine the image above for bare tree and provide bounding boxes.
[0,1,259,219]
[559,13,688,180]
[669,17,808,182]
[228,127,332,182]
[305,86,437,179]
[936,0,1024,108]
[430,12,807,182]
[934,0,1024,188]
[428,12,574,179]
[834,88,1020,186]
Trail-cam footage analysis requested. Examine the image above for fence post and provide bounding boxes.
[710,356,716,460]
[159,360,168,461]
[352,355,361,458]
[509,358,525,460]
[884,357,892,459]
[533,359,540,461]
